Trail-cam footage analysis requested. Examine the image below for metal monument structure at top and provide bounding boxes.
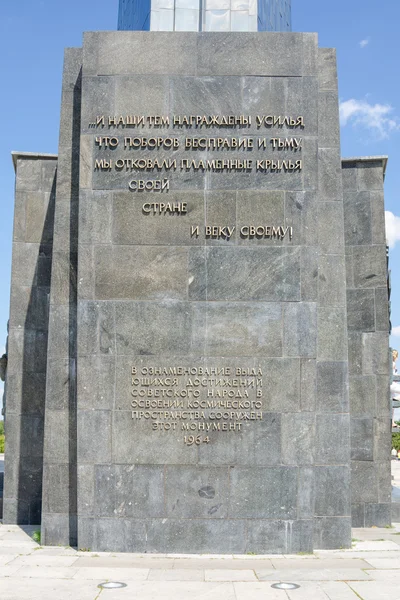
[118,0,291,32]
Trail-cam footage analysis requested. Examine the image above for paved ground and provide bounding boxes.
[0,459,399,598]
[2,524,400,599]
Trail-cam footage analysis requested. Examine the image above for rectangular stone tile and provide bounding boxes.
[301,247,318,301]
[351,462,377,504]
[205,191,237,247]
[298,467,314,519]
[229,467,297,519]
[256,568,371,581]
[78,410,112,464]
[300,359,316,411]
[319,148,343,201]
[347,289,375,332]
[313,517,351,550]
[349,581,400,600]
[352,246,387,289]
[171,75,243,117]
[370,191,386,244]
[259,358,300,412]
[247,520,313,554]
[83,31,198,76]
[197,32,317,77]
[148,569,204,581]
[206,303,282,357]
[205,247,300,301]
[318,255,346,307]
[375,288,390,331]
[205,569,256,581]
[351,418,373,461]
[314,466,351,517]
[0,578,103,600]
[317,307,347,361]
[95,246,190,301]
[114,301,206,356]
[165,466,230,519]
[283,303,317,358]
[73,566,149,580]
[9,555,79,567]
[234,582,285,600]
[281,413,315,465]
[287,581,365,599]
[146,519,247,554]
[269,558,371,569]
[343,191,372,245]
[94,465,165,519]
[362,332,390,375]
[316,362,349,413]
[12,566,78,579]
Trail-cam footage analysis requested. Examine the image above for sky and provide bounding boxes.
[0,0,399,411]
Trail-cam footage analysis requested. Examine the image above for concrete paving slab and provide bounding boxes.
[205,569,257,581]
[12,566,79,579]
[73,567,150,580]
[9,555,79,567]
[363,557,400,569]
[365,569,400,580]
[74,556,176,569]
[0,555,18,566]
[148,569,204,581]
[172,558,274,570]
[315,549,400,558]
[0,577,101,600]
[270,558,372,569]
[0,547,36,555]
[350,540,400,551]
[99,581,237,600]
[256,569,372,581]
[349,581,400,600]
[287,581,362,599]
[233,582,295,600]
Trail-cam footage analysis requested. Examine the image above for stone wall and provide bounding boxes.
[3,154,57,524]
[342,158,391,527]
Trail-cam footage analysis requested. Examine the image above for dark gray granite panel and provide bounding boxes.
[314,467,351,516]
[315,415,350,465]
[313,517,351,550]
[347,289,375,332]
[283,303,317,358]
[351,418,374,461]
[229,467,297,519]
[248,519,313,554]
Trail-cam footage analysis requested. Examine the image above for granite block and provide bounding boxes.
[318,148,342,201]
[281,413,315,465]
[247,519,314,554]
[283,302,317,358]
[317,307,347,361]
[95,245,190,301]
[298,468,314,519]
[314,466,351,516]
[356,162,384,192]
[315,414,350,465]
[375,288,390,332]
[165,466,230,518]
[300,246,318,301]
[313,517,351,550]
[146,518,247,554]
[351,418,373,461]
[352,246,388,289]
[206,302,282,357]
[343,191,372,245]
[317,203,344,254]
[300,359,317,412]
[374,418,391,462]
[318,48,338,91]
[318,254,346,307]
[347,289,375,332]
[318,91,340,148]
[284,191,318,246]
[259,358,300,412]
[364,503,391,528]
[206,247,300,301]
[229,467,297,519]
[94,465,165,518]
[78,410,112,464]
[349,375,377,416]
[370,191,386,244]
[362,332,390,375]
[42,464,70,514]
[351,461,377,503]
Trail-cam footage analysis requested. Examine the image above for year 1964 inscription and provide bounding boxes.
[130,365,264,445]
